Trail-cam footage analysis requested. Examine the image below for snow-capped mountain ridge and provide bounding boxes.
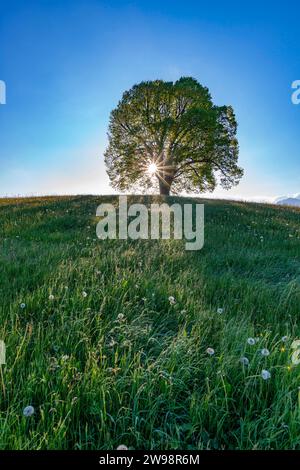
[275,194,300,207]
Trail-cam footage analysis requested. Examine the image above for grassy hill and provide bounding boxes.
[0,195,300,450]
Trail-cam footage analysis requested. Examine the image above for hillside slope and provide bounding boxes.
[0,195,300,450]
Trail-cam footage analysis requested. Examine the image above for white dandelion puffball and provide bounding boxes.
[23,405,35,417]
[281,336,288,342]
[49,294,54,301]
[247,337,255,346]
[291,339,300,349]
[168,296,176,305]
[261,369,271,380]
[292,355,300,365]
[291,340,300,364]
[117,313,125,321]
[261,348,270,357]
[20,303,26,309]
[117,445,128,450]
[82,291,88,298]
[206,347,215,356]
[240,356,249,366]
[217,308,224,314]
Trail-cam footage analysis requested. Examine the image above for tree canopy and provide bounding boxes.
[105,77,243,195]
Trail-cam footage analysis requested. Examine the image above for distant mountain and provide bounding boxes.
[275,196,300,207]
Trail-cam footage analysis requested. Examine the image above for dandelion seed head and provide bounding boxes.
[261,348,270,357]
[117,445,128,450]
[261,369,271,380]
[20,303,26,309]
[23,405,35,417]
[217,308,224,314]
[291,339,300,350]
[206,347,215,356]
[240,356,249,366]
[247,337,255,346]
[291,350,300,365]
[168,296,176,305]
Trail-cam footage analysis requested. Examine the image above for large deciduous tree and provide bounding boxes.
[104,77,243,196]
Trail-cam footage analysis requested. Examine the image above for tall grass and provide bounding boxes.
[0,195,299,449]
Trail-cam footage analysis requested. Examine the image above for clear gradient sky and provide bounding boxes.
[0,0,299,200]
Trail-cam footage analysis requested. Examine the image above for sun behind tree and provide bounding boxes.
[104,77,243,196]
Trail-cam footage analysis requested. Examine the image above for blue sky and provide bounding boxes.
[0,0,299,200]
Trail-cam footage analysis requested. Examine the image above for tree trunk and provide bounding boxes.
[159,180,170,195]
[158,176,172,196]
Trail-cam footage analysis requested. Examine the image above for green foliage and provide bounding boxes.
[105,78,243,195]
[0,195,300,449]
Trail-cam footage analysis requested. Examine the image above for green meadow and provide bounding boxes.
[0,195,300,450]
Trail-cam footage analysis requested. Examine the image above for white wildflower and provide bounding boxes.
[168,296,176,305]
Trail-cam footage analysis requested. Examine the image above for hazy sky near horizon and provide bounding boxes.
[0,0,300,200]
